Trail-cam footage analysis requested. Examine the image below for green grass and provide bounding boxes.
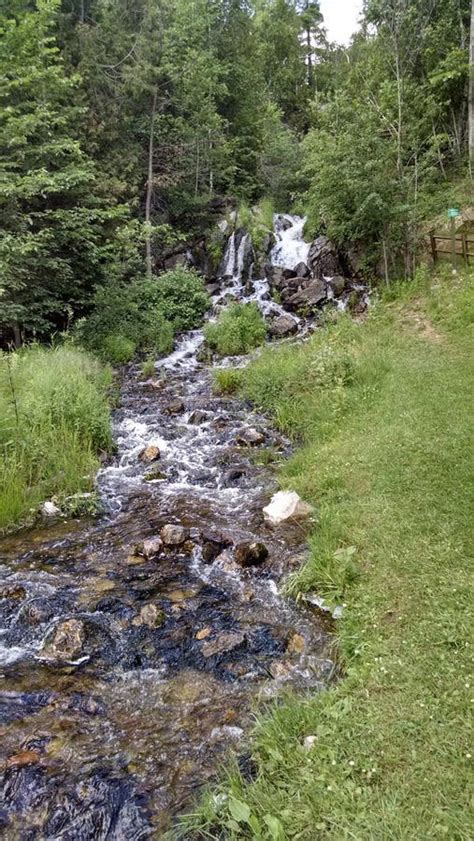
[0,344,112,531]
[179,268,473,839]
[212,367,244,395]
[205,303,267,356]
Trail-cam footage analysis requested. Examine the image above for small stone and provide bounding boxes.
[235,428,265,446]
[40,618,86,662]
[165,398,185,415]
[139,445,160,464]
[287,632,305,654]
[6,750,41,768]
[140,537,163,559]
[187,409,209,425]
[303,735,317,751]
[200,530,233,563]
[196,627,212,640]
[202,631,245,658]
[269,660,294,679]
[132,604,165,628]
[40,501,61,518]
[148,378,166,391]
[263,490,313,526]
[234,541,268,568]
[143,468,167,482]
[0,585,26,601]
[160,524,188,546]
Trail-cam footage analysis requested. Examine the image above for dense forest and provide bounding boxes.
[1,0,472,346]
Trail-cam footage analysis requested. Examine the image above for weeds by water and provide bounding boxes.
[205,303,267,357]
[179,267,473,838]
[0,345,112,531]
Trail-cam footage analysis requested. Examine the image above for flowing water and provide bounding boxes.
[0,216,336,838]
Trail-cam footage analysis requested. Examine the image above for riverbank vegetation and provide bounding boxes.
[182,266,473,838]
[0,345,112,531]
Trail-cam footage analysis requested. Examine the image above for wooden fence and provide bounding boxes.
[429,229,474,266]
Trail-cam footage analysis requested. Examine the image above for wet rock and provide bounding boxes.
[195,627,212,640]
[201,631,246,658]
[132,604,165,628]
[263,490,314,525]
[327,274,347,296]
[40,501,61,518]
[269,659,295,679]
[236,427,265,446]
[294,261,310,278]
[222,466,248,487]
[234,541,269,568]
[187,409,209,425]
[164,398,185,415]
[18,598,55,626]
[287,632,305,654]
[160,524,188,546]
[308,235,342,279]
[210,725,243,742]
[40,618,86,662]
[284,279,326,312]
[143,468,167,482]
[200,530,233,563]
[148,378,166,391]
[137,536,163,560]
[6,750,41,768]
[139,445,160,464]
[268,314,298,338]
[0,585,26,601]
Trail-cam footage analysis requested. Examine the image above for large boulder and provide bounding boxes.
[268,314,298,338]
[263,491,313,526]
[284,279,326,312]
[308,236,342,279]
[327,275,347,297]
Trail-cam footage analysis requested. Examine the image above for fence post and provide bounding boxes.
[429,231,437,264]
[461,232,468,266]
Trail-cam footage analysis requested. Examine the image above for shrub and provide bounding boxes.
[204,303,267,356]
[0,345,112,531]
[77,267,207,362]
[141,357,156,378]
[102,334,136,364]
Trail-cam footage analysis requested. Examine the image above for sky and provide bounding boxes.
[320,0,364,45]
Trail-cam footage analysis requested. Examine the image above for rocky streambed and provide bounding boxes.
[0,216,356,838]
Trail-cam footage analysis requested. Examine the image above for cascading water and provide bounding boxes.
[270,213,311,270]
[0,214,335,837]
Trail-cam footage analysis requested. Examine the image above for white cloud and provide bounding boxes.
[320,0,363,45]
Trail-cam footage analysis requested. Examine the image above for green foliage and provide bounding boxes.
[135,268,210,332]
[182,267,474,839]
[101,335,137,365]
[0,345,112,531]
[212,367,244,395]
[204,303,267,356]
[141,357,157,378]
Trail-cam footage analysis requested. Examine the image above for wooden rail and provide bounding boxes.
[429,230,474,266]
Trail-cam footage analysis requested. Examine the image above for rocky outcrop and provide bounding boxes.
[307,236,342,279]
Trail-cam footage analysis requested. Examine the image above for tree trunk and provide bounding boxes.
[145,88,158,279]
[469,0,474,166]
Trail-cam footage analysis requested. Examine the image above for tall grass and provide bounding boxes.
[180,268,474,839]
[0,345,112,531]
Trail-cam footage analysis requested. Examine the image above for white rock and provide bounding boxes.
[303,735,317,751]
[40,501,61,518]
[263,491,313,526]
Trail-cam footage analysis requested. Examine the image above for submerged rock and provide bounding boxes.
[40,618,86,662]
[234,541,269,567]
[187,409,209,425]
[263,491,313,526]
[160,524,188,546]
[139,445,160,464]
[164,398,185,415]
[201,630,246,658]
[200,530,233,563]
[132,604,165,628]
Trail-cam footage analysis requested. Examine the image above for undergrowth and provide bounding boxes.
[205,303,267,356]
[0,345,112,531]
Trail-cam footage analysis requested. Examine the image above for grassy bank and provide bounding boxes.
[0,345,112,532]
[182,267,473,839]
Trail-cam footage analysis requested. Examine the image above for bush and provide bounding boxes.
[0,345,112,531]
[77,268,208,362]
[204,303,267,356]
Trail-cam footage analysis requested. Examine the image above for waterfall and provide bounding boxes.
[270,214,310,270]
[221,231,236,278]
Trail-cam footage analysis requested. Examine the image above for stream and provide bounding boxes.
[0,216,337,838]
